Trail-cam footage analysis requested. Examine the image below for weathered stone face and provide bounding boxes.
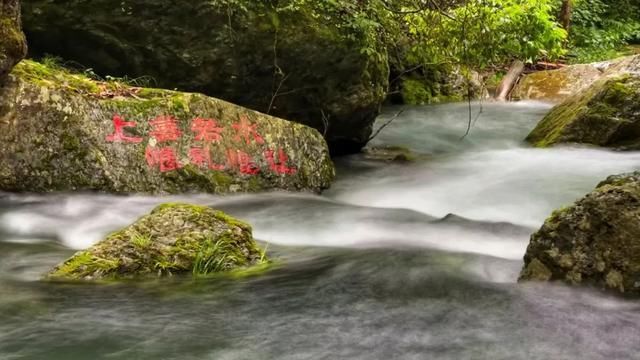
[519,172,640,295]
[21,0,389,155]
[0,60,335,194]
[0,0,27,82]
[526,74,640,149]
[47,203,266,281]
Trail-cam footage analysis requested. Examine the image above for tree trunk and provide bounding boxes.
[0,0,27,82]
[495,60,525,102]
[559,0,573,32]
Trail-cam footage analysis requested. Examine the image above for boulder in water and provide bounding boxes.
[47,203,266,281]
[0,60,334,193]
[525,74,640,149]
[519,172,640,295]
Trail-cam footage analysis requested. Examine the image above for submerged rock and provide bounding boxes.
[0,60,334,193]
[48,203,266,280]
[21,0,389,155]
[513,55,640,103]
[519,172,640,295]
[525,74,640,149]
[362,145,418,162]
[0,0,27,81]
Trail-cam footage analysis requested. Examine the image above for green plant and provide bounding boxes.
[130,231,152,249]
[192,237,247,276]
[569,0,640,63]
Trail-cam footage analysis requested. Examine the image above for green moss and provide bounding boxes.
[526,74,640,148]
[47,203,266,281]
[401,78,432,105]
[11,60,100,94]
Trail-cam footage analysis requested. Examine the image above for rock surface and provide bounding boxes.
[0,60,334,193]
[525,74,640,149]
[513,55,640,103]
[519,172,640,295]
[21,0,389,155]
[0,0,27,81]
[48,203,266,280]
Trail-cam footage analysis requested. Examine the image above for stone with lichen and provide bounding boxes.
[0,60,334,193]
[47,203,266,281]
[525,74,640,149]
[519,172,640,295]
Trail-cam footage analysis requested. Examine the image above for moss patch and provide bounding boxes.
[47,203,268,281]
[526,74,640,149]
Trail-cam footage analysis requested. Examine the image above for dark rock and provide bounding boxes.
[519,172,640,295]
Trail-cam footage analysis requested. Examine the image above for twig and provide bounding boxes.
[367,109,405,143]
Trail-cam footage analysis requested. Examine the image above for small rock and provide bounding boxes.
[47,203,267,281]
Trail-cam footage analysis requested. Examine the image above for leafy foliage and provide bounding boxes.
[569,0,640,63]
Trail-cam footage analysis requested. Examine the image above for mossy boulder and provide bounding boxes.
[21,0,389,155]
[0,0,27,81]
[525,74,640,149]
[0,60,334,193]
[48,203,266,281]
[513,55,640,103]
[519,172,640,295]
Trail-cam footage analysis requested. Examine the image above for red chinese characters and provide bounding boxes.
[232,115,264,145]
[265,148,297,175]
[191,118,223,143]
[106,115,143,143]
[106,112,298,177]
[146,147,181,173]
[188,147,225,171]
[149,115,182,143]
[227,149,260,175]
[146,115,182,172]
[188,117,225,170]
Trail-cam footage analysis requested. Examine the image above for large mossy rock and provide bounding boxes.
[0,0,27,81]
[0,60,334,193]
[513,55,640,103]
[21,0,389,155]
[48,203,266,280]
[525,74,640,149]
[519,172,640,295]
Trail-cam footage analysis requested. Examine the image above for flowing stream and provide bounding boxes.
[2,102,640,359]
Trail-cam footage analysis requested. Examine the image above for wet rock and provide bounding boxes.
[0,60,334,193]
[512,55,640,103]
[519,172,640,295]
[525,74,640,149]
[363,145,418,162]
[0,0,27,82]
[47,203,266,280]
[21,0,389,155]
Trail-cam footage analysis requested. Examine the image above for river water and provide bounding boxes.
[2,102,640,359]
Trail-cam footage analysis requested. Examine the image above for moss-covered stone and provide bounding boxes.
[513,55,640,103]
[519,172,640,295]
[21,0,390,155]
[48,203,266,281]
[398,68,481,105]
[0,0,27,82]
[525,74,640,149]
[0,60,335,193]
